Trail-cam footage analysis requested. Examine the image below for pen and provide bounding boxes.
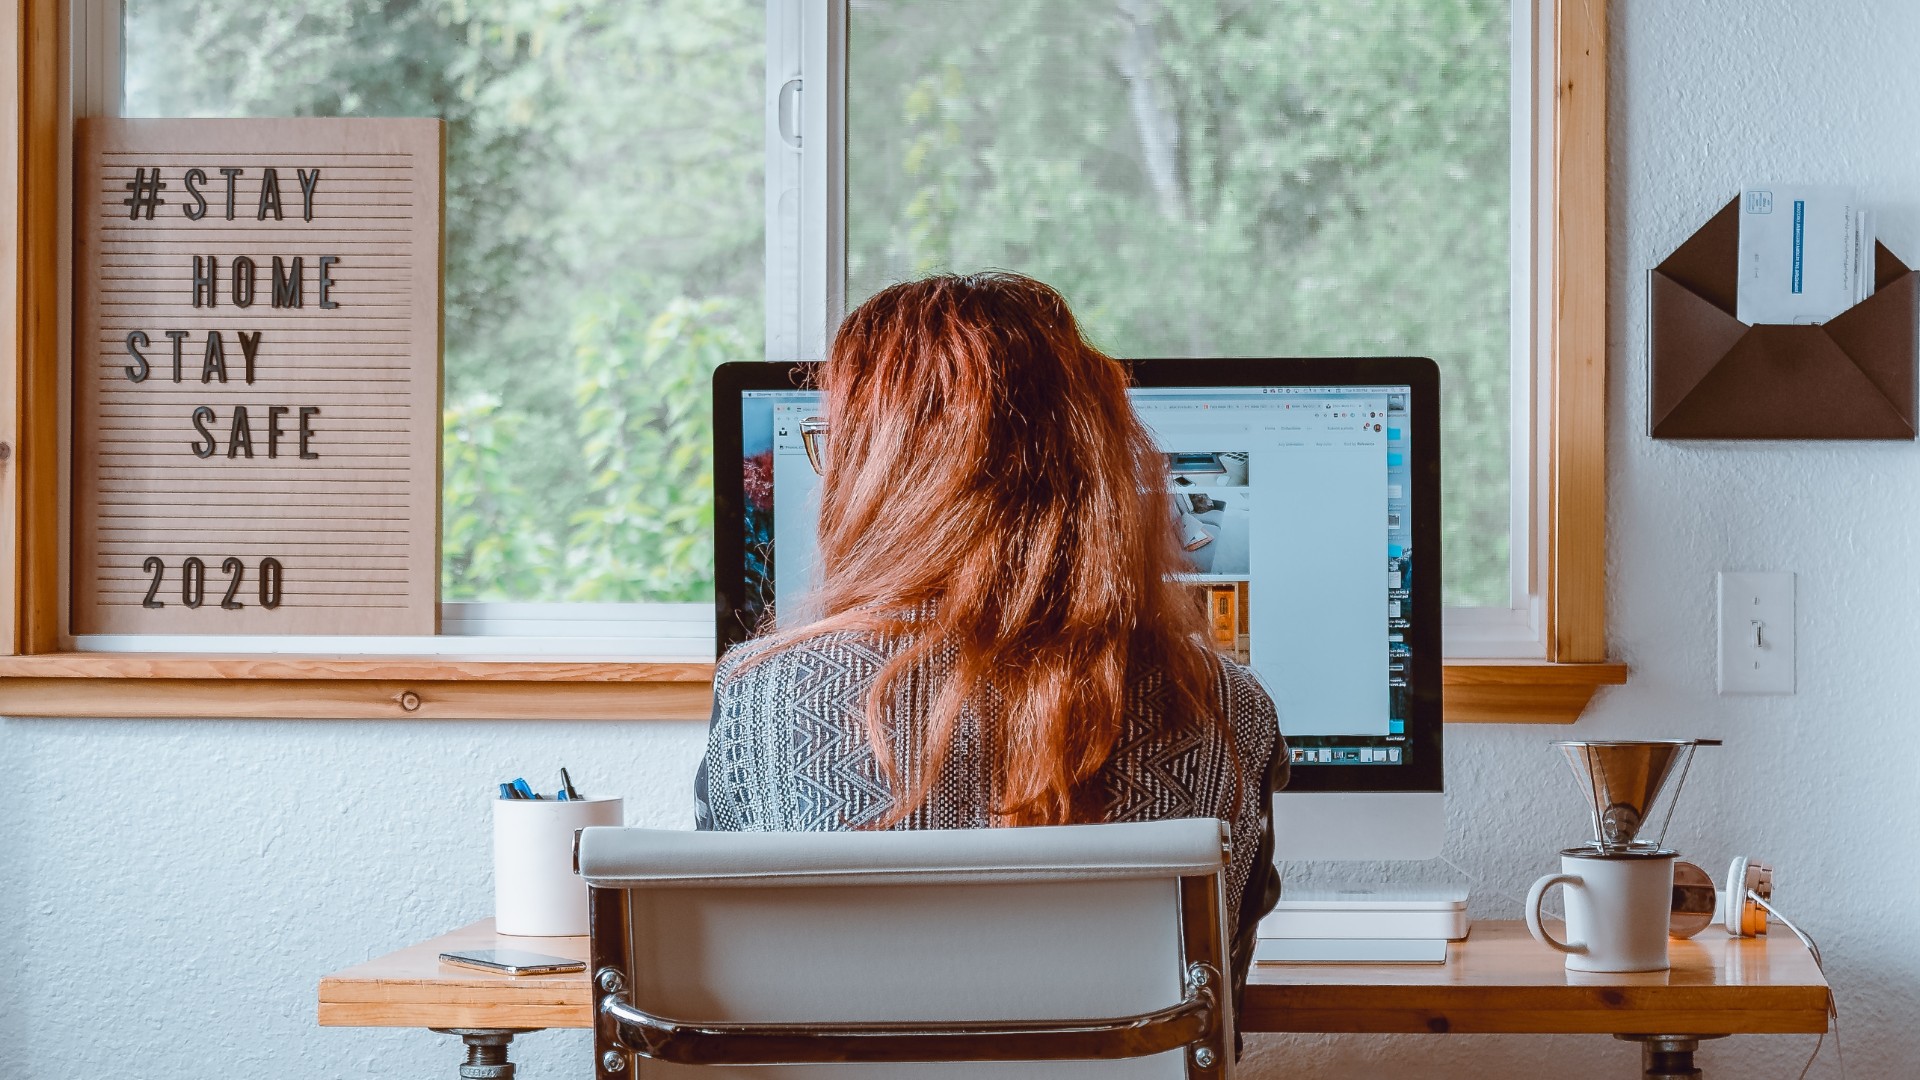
[499,782,515,800]
[560,767,581,800]
[512,777,536,800]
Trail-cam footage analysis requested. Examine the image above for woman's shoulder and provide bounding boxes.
[1212,657,1278,717]
[714,627,900,688]
[1210,657,1282,765]
[713,633,783,680]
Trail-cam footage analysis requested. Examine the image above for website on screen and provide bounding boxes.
[740,383,1412,753]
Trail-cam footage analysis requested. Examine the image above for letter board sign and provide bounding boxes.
[73,118,443,635]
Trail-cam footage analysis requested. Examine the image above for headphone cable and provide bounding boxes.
[1752,892,1841,1080]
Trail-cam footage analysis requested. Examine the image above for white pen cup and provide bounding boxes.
[492,795,623,936]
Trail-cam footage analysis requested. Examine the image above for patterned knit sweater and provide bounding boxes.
[693,628,1288,1010]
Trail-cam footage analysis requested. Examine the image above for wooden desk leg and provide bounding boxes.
[428,1028,539,1080]
[1613,1034,1727,1080]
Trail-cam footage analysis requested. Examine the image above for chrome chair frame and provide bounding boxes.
[587,872,1231,1077]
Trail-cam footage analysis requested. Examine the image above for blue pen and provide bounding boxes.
[511,777,536,800]
[499,782,515,800]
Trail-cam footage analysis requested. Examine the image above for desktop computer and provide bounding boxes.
[713,357,1450,958]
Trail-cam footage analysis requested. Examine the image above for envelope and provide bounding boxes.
[1650,196,1917,439]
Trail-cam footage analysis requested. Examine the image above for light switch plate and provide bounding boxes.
[1717,571,1795,694]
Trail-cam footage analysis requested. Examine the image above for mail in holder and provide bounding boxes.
[1651,196,1918,439]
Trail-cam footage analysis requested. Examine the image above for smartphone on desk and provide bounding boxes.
[438,948,586,976]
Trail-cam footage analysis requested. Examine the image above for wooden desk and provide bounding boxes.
[319,920,592,1031]
[320,920,1829,1077]
[1243,921,1829,1036]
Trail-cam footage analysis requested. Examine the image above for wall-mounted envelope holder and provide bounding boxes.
[1650,196,1917,439]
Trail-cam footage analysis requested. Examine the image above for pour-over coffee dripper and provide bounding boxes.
[1556,739,1719,854]
[1526,739,1721,972]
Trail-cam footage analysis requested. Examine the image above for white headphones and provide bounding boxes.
[1671,857,1774,938]
[1718,855,1775,936]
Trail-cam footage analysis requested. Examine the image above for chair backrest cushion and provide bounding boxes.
[579,819,1230,1080]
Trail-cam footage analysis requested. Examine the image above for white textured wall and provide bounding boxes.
[5,1,1917,1076]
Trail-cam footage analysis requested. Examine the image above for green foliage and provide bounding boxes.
[441,393,558,598]
[126,0,763,602]
[566,295,748,602]
[128,0,1513,607]
[849,0,1513,605]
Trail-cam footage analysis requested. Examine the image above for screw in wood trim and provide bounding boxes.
[397,690,422,711]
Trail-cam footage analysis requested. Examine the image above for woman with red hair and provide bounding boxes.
[696,272,1286,1014]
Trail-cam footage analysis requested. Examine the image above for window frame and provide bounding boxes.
[76,0,750,656]
[804,0,1548,658]
[0,0,1622,722]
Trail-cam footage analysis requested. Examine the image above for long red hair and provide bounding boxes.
[768,273,1225,827]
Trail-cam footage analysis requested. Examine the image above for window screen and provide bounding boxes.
[846,0,1512,606]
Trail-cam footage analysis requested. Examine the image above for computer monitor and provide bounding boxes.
[713,357,1443,861]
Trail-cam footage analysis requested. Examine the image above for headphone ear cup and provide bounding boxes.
[1669,861,1717,938]
[1723,856,1751,936]
[1720,856,1774,937]
[1743,861,1775,936]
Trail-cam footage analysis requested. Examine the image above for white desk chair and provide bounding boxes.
[578,818,1235,1079]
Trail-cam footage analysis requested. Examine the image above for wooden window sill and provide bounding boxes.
[0,653,1625,723]
[1441,658,1627,723]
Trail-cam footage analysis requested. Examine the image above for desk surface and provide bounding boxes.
[318,920,1829,1036]
[1242,922,1827,1035]
[319,920,592,1030]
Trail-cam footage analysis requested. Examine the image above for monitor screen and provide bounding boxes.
[714,358,1442,794]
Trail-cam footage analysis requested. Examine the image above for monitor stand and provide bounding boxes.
[1259,792,1466,964]
[1254,880,1468,964]
[1254,937,1449,964]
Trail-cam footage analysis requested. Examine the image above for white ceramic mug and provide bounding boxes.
[1525,848,1675,973]
[493,795,623,936]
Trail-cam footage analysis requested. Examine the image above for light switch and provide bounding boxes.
[1717,572,1794,694]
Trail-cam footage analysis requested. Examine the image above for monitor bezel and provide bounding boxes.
[712,356,1443,795]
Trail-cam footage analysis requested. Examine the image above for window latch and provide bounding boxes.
[777,78,803,149]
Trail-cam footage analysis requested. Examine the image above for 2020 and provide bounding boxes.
[142,556,283,610]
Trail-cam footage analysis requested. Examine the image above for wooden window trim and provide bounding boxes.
[1,1,1622,724]
[0,654,1624,723]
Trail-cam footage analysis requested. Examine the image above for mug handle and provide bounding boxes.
[1525,873,1587,956]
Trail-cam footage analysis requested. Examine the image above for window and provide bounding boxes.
[121,0,765,614]
[113,0,1530,648]
[1,0,1619,720]
[779,0,1550,658]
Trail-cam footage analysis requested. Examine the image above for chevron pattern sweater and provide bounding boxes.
[694,629,1287,1012]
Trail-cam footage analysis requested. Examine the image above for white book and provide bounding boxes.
[1737,185,1858,325]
